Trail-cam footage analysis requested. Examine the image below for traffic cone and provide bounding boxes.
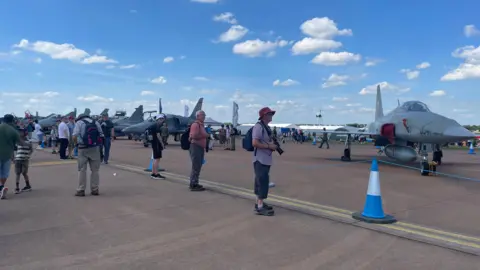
[468,143,476,155]
[144,152,165,172]
[352,159,396,224]
[312,137,317,145]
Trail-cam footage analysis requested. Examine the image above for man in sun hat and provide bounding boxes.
[251,107,277,216]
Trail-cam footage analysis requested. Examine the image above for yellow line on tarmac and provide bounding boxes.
[30,160,77,167]
[112,163,480,250]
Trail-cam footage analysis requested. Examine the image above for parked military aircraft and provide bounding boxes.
[113,105,145,139]
[38,108,77,130]
[121,97,204,146]
[320,85,475,171]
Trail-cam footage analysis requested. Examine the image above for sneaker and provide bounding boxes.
[21,186,32,192]
[0,186,8,199]
[255,203,273,211]
[75,190,85,197]
[189,184,205,191]
[151,173,165,179]
[14,188,20,194]
[255,205,274,216]
[91,190,99,196]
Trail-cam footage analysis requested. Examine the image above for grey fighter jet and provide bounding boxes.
[38,108,77,130]
[113,105,145,139]
[320,85,475,170]
[121,97,204,146]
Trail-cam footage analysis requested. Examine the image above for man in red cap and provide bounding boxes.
[251,107,277,216]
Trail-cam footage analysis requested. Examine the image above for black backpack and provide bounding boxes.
[81,119,102,148]
[180,127,191,150]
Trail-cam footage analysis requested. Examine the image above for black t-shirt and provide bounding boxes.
[147,123,162,145]
[101,120,114,137]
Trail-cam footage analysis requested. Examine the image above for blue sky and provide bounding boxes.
[0,0,479,124]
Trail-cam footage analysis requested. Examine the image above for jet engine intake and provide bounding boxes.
[384,145,417,162]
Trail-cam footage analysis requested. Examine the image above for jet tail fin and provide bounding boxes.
[84,108,91,116]
[375,85,384,121]
[129,105,144,121]
[158,98,162,114]
[100,108,109,116]
[189,98,204,119]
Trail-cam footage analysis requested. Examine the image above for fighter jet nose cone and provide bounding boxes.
[444,126,476,139]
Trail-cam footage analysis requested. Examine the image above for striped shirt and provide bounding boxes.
[15,141,33,161]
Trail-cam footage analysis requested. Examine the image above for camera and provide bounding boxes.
[272,137,284,155]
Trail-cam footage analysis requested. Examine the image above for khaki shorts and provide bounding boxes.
[15,160,29,175]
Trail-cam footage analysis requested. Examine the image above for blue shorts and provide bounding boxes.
[37,133,44,142]
[0,159,12,179]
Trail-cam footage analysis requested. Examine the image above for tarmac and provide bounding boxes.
[1,139,480,269]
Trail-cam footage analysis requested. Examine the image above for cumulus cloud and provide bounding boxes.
[163,56,174,63]
[464,25,480,37]
[217,25,249,43]
[416,62,431,69]
[213,12,237,24]
[311,51,361,66]
[429,90,446,97]
[365,58,384,67]
[322,74,350,88]
[359,82,410,95]
[233,39,290,57]
[441,45,480,80]
[291,38,342,55]
[300,17,352,39]
[400,69,420,80]
[273,79,299,87]
[151,76,167,84]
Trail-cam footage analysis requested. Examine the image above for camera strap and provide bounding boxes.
[254,121,272,156]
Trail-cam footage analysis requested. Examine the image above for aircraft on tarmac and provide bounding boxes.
[38,108,77,130]
[113,105,146,139]
[121,97,204,146]
[320,85,476,171]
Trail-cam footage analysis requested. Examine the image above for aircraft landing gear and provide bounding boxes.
[128,134,133,140]
[418,143,438,176]
[341,134,352,162]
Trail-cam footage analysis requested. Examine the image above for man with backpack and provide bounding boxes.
[242,107,277,216]
[145,114,166,180]
[72,114,104,197]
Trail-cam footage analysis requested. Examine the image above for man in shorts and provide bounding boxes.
[0,114,20,199]
[146,114,166,179]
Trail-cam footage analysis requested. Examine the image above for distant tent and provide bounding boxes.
[204,117,223,126]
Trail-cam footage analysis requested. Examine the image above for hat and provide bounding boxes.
[68,116,74,120]
[258,107,276,120]
[155,113,166,119]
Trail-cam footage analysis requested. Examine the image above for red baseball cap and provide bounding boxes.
[258,107,276,120]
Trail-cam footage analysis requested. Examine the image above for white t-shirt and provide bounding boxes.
[34,123,43,135]
[58,122,69,139]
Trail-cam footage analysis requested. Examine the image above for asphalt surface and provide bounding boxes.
[1,141,480,269]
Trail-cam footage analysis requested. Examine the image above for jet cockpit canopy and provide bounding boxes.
[401,101,431,112]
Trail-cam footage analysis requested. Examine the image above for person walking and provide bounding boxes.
[0,114,20,199]
[72,114,104,197]
[318,128,330,149]
[188,110,208,191]
[252,107,277,216]
[58,117,70,159]
[14,129,33,194]
[100,113,114,164]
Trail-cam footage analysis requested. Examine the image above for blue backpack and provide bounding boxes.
[242,122,266,152]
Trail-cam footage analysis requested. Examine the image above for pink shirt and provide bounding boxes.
[189,121,208,149]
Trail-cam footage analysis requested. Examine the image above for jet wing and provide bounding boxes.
[316,130,378,136]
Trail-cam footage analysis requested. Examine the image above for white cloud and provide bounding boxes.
[191,0,218,3]
[119,64,138,69]
[332,97,348,102]
[140,91,155,96]
[300,17,352,39]
[273,79,299,87]
[416,62,430,69]
[34,57,42,64]
[194,76,209,81]
[346,103,361,107]
[464,25,480,38]
[218,25,248,43]
[163,56,174,63]
[151,76,167,84]
[322,74,350,88]
[13,39,117,64]
[233,39,289,57]
[400,69,420,80]
[429,90,446,97]
[365,58,383,67]
[77,95,114,103]
[359,81,410,95]
[441,45,480,80]
[291,38,342,55]
[311,51,361,66]
[213,12,237,24]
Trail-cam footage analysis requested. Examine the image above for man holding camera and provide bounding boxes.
[252,107,279,216]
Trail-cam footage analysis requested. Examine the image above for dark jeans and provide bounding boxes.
[189,143,205,186]
[254,161,271,200]
[103,137,111,162]
[59,138,69,159]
